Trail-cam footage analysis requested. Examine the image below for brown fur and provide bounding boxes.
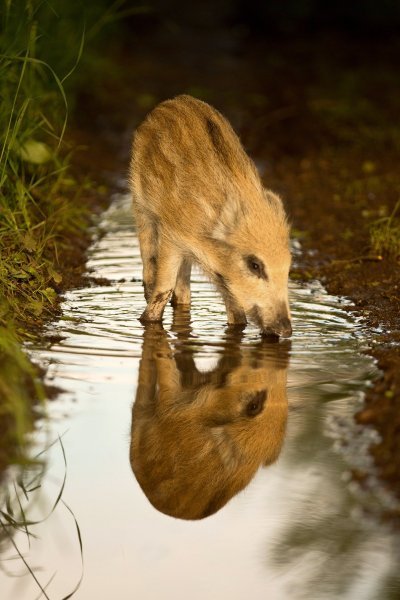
[130,317,290,520]
[129,95,292,336]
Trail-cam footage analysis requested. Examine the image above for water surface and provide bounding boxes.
[1,193,399,600]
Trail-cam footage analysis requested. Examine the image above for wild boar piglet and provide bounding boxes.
[129,94,292,337]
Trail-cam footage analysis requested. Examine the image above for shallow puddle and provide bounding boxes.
[1,193,399,600]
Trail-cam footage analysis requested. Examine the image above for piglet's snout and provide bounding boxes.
[275,316,292,338]
[262,316,292,339]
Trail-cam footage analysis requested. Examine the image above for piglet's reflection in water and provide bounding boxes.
[130,312,290,520]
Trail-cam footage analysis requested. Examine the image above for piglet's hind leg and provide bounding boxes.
[171,258,192,306]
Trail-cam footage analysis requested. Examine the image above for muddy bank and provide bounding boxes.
[271,154,400,498]
[75,26,399,501]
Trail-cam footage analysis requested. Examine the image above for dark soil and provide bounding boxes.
[71,26,400,502]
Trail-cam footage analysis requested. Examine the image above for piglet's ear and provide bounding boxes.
[212,197,242,241]
[206,236,233,260]
[263,188,286,213]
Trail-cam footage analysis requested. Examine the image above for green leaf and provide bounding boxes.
[47,265,62,284]
[43,287,57,302]
[23,233,37,252]
[28,301,43,316]
[13,270,29,279]
[18,139,52,165]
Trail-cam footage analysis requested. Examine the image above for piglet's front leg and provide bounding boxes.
[140,240,181,323]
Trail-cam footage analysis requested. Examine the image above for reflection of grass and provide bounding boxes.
[369,200,400,258]
[0,437,83,599]
[0,323,43,471]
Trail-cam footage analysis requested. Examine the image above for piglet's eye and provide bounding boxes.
[246,255,267,279]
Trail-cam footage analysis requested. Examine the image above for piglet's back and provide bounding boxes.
[130,95,262,228]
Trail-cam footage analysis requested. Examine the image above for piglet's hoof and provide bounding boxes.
[139,311,162,324]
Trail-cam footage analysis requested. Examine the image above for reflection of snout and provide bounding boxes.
[262,317,292,339]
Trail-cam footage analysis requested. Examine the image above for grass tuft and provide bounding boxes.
[370,200,400,258]
[0,0,118,469]
[0,0,142,474]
